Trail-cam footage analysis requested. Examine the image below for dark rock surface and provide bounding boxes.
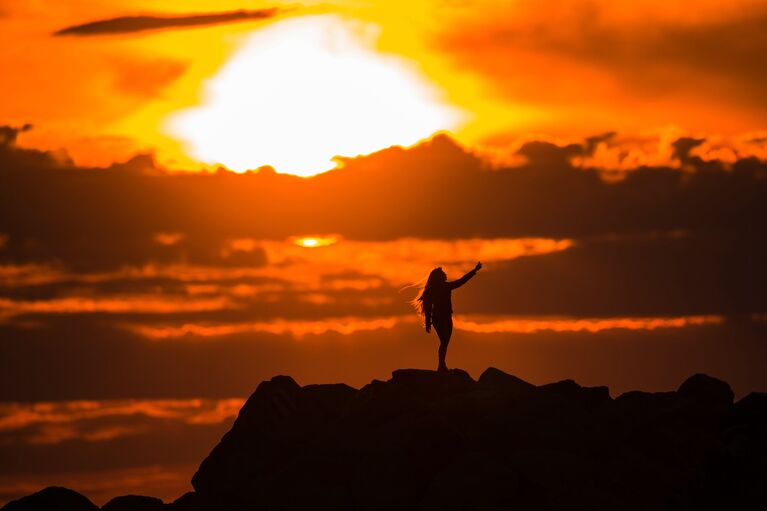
[101,495,165,511]
[189,369,766,510]
[1,486,98,511]
[5,369,767,511]
[165,493,204,511]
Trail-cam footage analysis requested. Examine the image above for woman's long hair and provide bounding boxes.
[411,267,446,317]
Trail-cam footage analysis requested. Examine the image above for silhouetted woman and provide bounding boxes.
[414,261,482,372]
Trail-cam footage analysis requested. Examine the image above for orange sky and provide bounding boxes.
[1,1,767,506]
[2,0,767,174]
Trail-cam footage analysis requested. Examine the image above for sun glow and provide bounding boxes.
[293,236,339,248]
[165,14,465,176]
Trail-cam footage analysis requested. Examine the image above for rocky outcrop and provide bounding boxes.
[1,487,98,511]
[4,369,766,511]
[101,495,165,511]
[187,369,765,510]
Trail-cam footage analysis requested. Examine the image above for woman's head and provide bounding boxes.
[427,267,447,285]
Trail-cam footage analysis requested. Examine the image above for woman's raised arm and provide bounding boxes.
[447,261,482,290]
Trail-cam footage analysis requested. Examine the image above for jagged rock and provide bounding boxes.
[613,390,680,421]
[683,391,767,510]
[166,493,205,511]
[1,487,98,511]
[231,375,302,430]
[733,392,767,424]
[101,495,164,511]
[192,376,358,509]
[537,378,611,410]
[192,369,661,510]
[8,370,765,511]
[478,367,536,397]
[678,373,734,409]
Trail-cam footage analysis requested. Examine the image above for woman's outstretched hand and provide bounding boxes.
[474,261,482,271]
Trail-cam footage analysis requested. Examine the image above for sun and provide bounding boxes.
[164,14,465,177]
[292,236,338,248]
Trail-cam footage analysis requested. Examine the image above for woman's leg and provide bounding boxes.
[433,316,453,371]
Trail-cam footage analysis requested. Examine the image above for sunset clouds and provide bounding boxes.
[0,398,243,445]
[1,0,766,505]
[0,399,241,504]
[2,0,766,169]
[437,0,767,137]
[1,126,764,405]
[54,9,281,36]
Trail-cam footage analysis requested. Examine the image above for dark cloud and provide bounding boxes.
[0,231,268,272]
[441,3,767,110]
[1,315,764,402]
[0,125,68,169]
[0,280,407,325]
[0,407,228,498]
[583,132,616,156]
[585,10,767,104]
[671,137,706,163]
[1,128,766,266]
[54,9,281,36]
[459,233,767,317]
[0,317,400,401]
[671,136,726,172]
[0,124,32,145]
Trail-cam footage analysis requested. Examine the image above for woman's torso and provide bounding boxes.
[431,285,453,318]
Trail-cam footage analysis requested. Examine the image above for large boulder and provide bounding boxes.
[478,367,536,397]
[1,487,98,511]
[192,375,358,509]
[678,373,734,409]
